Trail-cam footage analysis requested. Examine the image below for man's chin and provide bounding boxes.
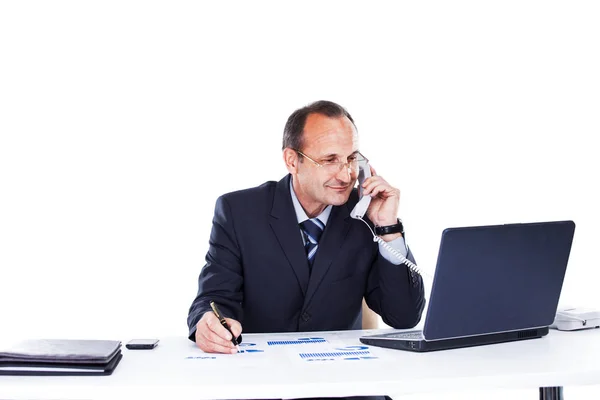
[326,188,352,206]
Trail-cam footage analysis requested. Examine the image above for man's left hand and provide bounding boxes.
[362,166,401,237]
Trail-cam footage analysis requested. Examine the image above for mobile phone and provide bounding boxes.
[126,339,159,350]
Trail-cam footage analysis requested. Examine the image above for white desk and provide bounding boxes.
[2,328,599,400]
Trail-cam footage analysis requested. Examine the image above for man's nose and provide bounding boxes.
[335,163,353,183]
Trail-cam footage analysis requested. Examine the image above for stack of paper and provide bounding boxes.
[0,339,122,375]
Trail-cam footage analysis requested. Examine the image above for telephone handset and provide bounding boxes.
[349,161,372,220]
[350,161,427,277]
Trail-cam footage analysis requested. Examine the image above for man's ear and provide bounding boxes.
[283,148,299,174]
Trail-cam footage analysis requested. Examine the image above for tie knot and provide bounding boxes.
[300,218,324,244]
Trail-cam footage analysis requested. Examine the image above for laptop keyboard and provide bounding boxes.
[386,331,424,340]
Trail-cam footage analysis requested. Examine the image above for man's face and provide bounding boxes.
[295,113,359,207]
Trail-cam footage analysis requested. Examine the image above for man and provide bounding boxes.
[187,100,425,398]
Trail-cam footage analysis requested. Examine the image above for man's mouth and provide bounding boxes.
[328,185,350,192]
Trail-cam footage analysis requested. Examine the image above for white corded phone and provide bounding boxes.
[550,307,600,331]
[350,161,428,277]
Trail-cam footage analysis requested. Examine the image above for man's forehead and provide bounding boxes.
[304,132,358,154]
[304,113,357,139]
[320,149,360,158]
[305,112,354,127]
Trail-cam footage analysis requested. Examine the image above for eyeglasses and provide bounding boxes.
[294,149,369,174]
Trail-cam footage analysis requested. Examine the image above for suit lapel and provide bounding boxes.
[304,203,352,307]
[269,175,310,296]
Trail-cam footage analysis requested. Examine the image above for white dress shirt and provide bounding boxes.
[289,179,408,265]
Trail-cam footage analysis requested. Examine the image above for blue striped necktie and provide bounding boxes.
[300,218,324,269]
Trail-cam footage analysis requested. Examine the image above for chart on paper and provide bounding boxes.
[184,331,392,367]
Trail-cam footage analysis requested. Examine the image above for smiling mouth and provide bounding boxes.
[328,186,349,191]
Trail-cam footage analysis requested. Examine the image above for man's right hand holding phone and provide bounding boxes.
[195,311,242,354]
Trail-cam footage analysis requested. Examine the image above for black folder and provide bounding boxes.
[0,339,122,376]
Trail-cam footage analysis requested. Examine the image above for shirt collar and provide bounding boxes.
[289,177,332,225]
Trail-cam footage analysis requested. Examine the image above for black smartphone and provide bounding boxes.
[126,339,159,350]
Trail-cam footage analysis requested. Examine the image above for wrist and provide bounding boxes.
[374,218,404,236]
[379,232,403,242]
[377,218,398,226]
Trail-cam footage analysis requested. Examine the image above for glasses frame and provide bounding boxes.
[294,149,369,173]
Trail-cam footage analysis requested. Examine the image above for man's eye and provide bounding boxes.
[347,157,357,162]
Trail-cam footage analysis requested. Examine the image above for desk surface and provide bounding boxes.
[2,328,600,400]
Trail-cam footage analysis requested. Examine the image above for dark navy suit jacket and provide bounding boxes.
[187,174,425,338]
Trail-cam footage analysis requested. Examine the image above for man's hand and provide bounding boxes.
[195,311,242,354]
[362,166,402,241]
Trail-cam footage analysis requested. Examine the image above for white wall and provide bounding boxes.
[1,1,598,398]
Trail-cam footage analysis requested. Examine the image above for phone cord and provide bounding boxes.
[356,217,431,278]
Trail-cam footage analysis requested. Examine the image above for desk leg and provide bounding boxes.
[540,386,563,400]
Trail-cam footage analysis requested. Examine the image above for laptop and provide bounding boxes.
[360,220,576,352]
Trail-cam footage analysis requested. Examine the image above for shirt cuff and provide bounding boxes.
[378,236,409,265]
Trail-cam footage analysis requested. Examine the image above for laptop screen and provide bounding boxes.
[423,221,575,341]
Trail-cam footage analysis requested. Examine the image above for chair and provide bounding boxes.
[361,298,379,329]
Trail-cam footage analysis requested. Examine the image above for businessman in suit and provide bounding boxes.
[187,100,425,399]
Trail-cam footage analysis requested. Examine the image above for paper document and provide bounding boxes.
[185,331,392,366]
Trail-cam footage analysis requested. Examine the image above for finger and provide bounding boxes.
[225,318,243,338]
[368,182,398,199]
[361,175,383,188]
[369,185,391,198]
[363,178,389,195]
[203,324,236,348]
[197,330,237,354]
[205,312,234,341]
[370,165,377,176]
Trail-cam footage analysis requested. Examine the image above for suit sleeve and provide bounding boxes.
[364,244,426,329]
[187,195,244,341]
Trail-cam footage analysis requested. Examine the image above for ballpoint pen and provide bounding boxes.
[210,301,240,349]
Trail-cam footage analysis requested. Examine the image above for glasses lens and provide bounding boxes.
[349,159,360,170]
[321,153,368,173]
[322,162,342,173]
[321,161,360,173]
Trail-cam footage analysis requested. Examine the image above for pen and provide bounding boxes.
[209,301,240,348]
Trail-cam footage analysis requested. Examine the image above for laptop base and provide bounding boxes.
[360,327,549,352]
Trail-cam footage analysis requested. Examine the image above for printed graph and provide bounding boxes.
[267,337,327,346]
[297,346,379,362]
[299,350,370,359]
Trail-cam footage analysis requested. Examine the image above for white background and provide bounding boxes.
[1,1,598,398]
